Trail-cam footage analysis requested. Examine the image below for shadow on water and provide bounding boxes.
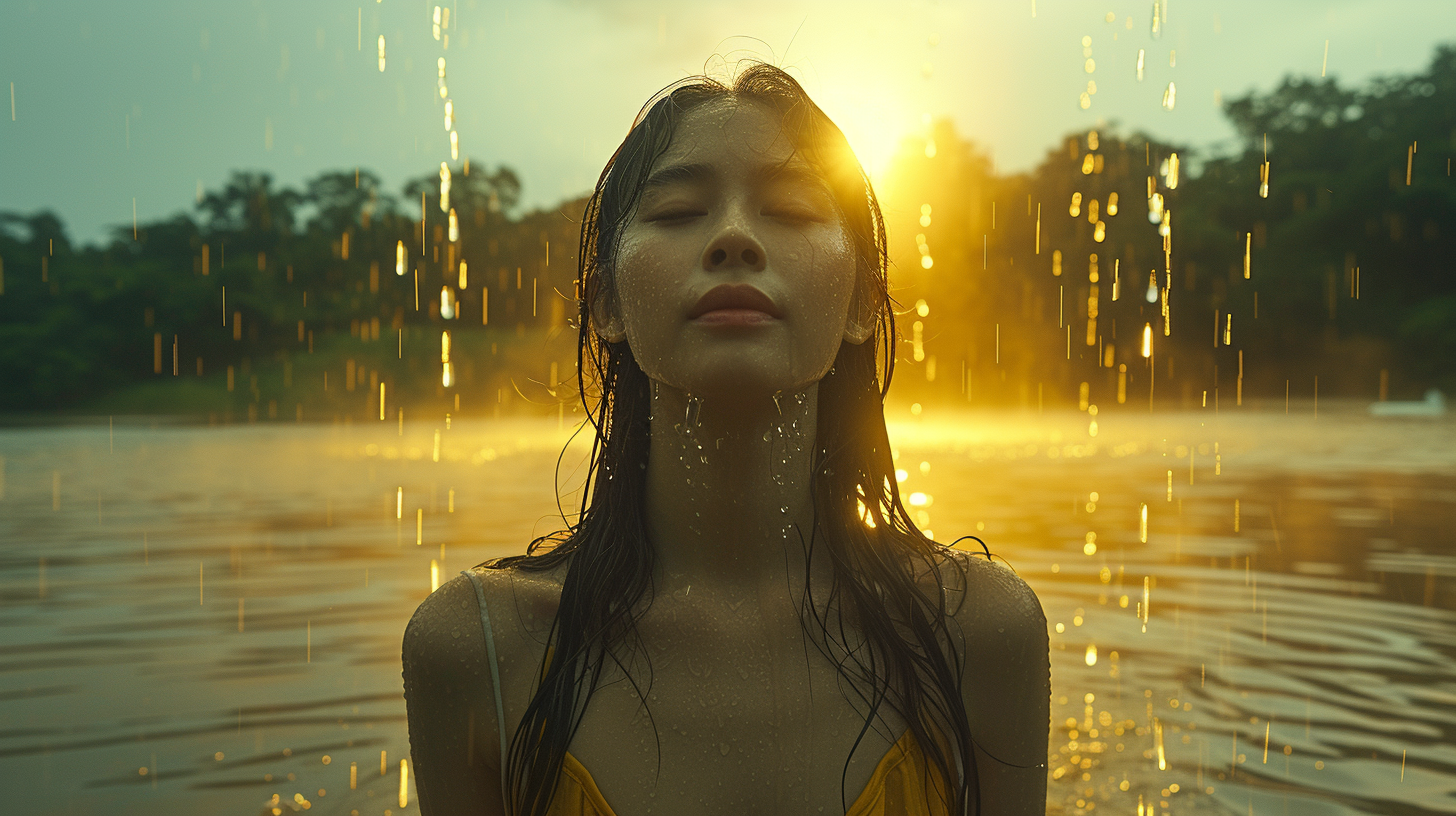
[0,404,1452,815]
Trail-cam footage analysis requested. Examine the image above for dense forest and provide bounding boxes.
[1,44,1452,420]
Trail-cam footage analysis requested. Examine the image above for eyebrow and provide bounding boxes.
[641,160,829,195]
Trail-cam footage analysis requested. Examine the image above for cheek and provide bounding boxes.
[810,230,858,325]
[615,233,684,342]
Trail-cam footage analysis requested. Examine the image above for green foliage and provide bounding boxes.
[0,161,584,416]
[874,43,1456,407]
[2,43,1453,415]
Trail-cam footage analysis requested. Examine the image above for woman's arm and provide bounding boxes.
[402,573,507,816]
[949,551,1052,815]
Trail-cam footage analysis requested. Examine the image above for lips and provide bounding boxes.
[689,283,783,320]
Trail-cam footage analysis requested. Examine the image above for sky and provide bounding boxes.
[1,0,1453,248]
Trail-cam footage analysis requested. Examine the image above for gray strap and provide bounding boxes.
[462,568,509,811]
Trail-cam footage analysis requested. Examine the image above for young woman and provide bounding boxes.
[403,61,1050,816]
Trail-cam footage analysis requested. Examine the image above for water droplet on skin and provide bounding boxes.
[685,395,702,427]
[780,505,789,514]
[794,392,805,405]
[762,431,770,442]
[772,391,783,414]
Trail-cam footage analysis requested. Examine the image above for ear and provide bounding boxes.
[589,280,628,344]
[842,268,878,346]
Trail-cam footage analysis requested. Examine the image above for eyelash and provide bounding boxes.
[654,209,817,223]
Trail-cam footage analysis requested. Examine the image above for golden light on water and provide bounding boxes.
[448,208,459,242]
[458,259,468,288]
[395,240,405,275]
[376,35,385,72]
[1139,503,1148,542]
[1162,81,1176,109]
[1085,644,1097,666]
[438,162,451,212]
[1141,323,1152,357]
[450,129,459,160]
[444,99,453,131]
[1106,192,1118,216]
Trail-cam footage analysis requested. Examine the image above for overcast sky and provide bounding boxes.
[2,0,1452,247]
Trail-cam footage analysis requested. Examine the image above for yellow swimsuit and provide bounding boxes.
[464,569,955,816]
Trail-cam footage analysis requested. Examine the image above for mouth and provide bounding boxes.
[693,308,778,326]
[689,283,784,321]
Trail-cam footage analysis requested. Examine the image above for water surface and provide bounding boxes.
[1,405,1452,815]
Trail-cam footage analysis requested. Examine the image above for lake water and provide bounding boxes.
[2,404,1453,816]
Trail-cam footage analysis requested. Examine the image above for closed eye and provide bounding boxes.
[771,209,820,222]
[650,210,704,222]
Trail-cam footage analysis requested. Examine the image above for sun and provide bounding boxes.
[812,84,912,189]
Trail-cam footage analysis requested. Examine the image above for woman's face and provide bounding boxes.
[596,97,871,405]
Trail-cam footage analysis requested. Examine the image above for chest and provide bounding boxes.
[492,587,915,815]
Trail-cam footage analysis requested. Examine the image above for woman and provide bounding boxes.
[403,60,1050,816]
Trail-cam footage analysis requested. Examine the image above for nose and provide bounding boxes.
[702,208,766,273]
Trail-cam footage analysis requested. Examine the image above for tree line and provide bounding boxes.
[1,43,1452,418]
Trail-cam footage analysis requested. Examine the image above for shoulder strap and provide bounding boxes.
[461,568,510,810]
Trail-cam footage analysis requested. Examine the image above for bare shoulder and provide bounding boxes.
[938,549,1050,784]
[401,569,507,816]
[404,570,491,669]
[942,549,1047,630]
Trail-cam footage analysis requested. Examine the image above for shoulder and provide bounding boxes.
[934,548,1050,766]
[402,570,495,684]
[404,563,563,654]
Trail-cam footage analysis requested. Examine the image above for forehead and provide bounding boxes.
[646,98,823,188]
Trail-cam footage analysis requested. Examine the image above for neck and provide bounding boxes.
[641,379,823,601]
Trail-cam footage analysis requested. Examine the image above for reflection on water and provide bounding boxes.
[1,405,1452,815]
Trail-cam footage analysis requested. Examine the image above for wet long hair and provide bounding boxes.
[479,59,991,816]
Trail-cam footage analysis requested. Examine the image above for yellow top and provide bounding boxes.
[461,569,956,816]
[544,720,954,816]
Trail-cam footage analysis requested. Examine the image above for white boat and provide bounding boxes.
[1368,388,1446,417]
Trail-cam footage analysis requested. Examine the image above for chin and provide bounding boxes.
[670,365,814,407]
